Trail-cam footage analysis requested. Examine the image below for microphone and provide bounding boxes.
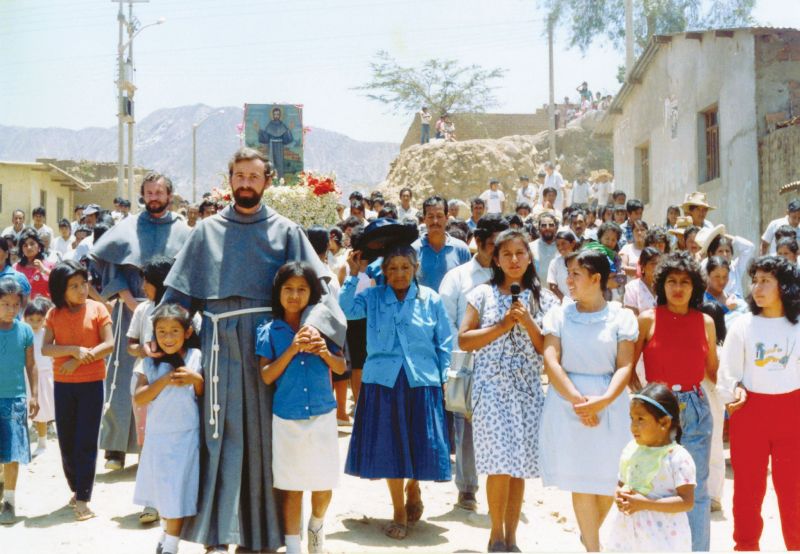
[510,283,521,304]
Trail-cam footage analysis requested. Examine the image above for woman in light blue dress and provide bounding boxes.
[540,249,638,552]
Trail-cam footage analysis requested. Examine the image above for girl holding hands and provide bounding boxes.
[257,262,346,554]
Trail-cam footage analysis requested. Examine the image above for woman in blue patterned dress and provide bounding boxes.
[539,249,638,552]
[459,229,558,553]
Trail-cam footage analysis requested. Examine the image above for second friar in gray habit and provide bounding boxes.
[90,172,191,466]
[162,147,347,552]
[257,107,294,179]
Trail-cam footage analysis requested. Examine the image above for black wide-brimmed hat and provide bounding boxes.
[353,218,419,262]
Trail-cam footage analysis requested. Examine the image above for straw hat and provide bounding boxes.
[667,215,693,236]
[694,224,729,255]
[681,191,716,212]
[590,169,614,183]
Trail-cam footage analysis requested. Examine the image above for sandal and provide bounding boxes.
[74,505,96,521]
[139,506,159,524]
[68,495,76,508]
[488,540,507,552]
[384,521,408,540]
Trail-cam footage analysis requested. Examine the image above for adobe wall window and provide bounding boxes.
[40,190,47,210]
[635,143,651,205]
[698,105,720,183]
[57,198,64,222]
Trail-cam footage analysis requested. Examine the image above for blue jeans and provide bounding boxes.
[677,388,712,551]
[420,123,430,144]
[454,412,478,493]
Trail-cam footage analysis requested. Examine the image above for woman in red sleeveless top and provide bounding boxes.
[632,252,718,552]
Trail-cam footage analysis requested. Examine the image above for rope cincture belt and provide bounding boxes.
[203,307,272,440]
[104,298,147,414]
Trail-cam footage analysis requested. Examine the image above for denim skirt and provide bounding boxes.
[345,368,451,481]
[0,397,30,464]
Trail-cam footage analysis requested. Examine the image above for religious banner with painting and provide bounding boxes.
[243,103,304,184]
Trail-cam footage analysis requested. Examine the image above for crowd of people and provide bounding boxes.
[1,148,799,554]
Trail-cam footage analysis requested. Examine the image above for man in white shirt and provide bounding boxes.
[439,213,509,513]
[515,175,537,207]
[570,172,591,206]
[479,179,505,214]
[419,106,432,144]
[50,219,73,262]
[761,199,800,254]
[529,213,558,286]
[543,161,566,212]
[397,187,418,221]
[70,203,101,262]
[1,209,25,240]
[71,204,85,233]
[31,206,54,239]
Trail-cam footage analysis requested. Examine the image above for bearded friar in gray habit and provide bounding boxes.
[91,172,191,472]
[161,147,346,552]
[257,107,294,179]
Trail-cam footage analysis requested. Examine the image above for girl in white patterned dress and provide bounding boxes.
[604,383,696,552]
[459,229,558,552]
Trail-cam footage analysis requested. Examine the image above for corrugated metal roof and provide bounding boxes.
[595,26,800,136]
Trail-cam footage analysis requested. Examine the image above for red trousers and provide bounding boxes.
[729,389,800,551]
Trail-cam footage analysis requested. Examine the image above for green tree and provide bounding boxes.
[356,50,506,116]
[542,0,755,54]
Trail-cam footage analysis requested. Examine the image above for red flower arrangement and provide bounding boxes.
[298,171,338,197]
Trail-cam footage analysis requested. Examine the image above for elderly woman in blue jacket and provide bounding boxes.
[340,244,452,541]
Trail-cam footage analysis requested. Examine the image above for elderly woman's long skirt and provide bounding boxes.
[345,367,451,481]
[180,297,281,551]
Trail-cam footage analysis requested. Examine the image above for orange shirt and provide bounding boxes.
[45,300,112,383]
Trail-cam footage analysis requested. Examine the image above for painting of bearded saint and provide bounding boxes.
[244,104,303,182]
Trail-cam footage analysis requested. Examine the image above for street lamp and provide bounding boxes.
[192,110,225,203]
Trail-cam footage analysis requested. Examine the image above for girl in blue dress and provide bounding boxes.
[540,249,638,552]
[133,304,203,554]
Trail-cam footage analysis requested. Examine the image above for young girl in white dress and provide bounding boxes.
[133,304,203,554]
[24,296,55,458]
[604,383,696,552]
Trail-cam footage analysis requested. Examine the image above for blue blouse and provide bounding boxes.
[255,318,338,420]
[339,277,452,388]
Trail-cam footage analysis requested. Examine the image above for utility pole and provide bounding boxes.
[112,0,160,206]
[547,14,556,163]
[625,0,634,78]
[192,123,198,203]
[127,0,136,208]
[116,2,125,199]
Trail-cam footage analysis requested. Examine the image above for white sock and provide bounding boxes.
[37,436,47,448]
[162,534,179,553]
[285,534,301,554]
[158,519,167,545]
[4,490,15,506]
[308,515,324,532]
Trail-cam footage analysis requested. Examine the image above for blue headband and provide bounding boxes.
[631,394,671,418]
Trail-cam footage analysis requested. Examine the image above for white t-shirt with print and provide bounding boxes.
[480,189,506,214]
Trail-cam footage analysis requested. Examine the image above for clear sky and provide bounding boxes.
[0,0,796,143]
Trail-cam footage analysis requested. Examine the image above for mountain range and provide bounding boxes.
[0,104,399,197]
